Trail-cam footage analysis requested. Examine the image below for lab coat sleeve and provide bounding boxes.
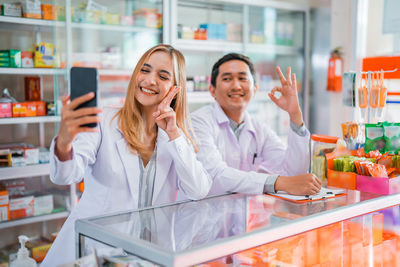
[49,127,101,185]
[257,124,310,176]
[192,115,273,195]
[166,135,212,200]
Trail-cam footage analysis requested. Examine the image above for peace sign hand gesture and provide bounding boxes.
[268,66,303,126]
[152,86,181,140]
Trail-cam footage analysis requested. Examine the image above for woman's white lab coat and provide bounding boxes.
[41,107,211,266]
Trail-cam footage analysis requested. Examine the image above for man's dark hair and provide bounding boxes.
[210,53,256,87]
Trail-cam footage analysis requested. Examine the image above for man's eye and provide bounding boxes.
[222,78,231,81]
[240,77,248,81]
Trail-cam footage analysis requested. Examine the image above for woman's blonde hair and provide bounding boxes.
[116,44,197,155]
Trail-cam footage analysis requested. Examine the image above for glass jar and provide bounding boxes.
[310,134,339,184]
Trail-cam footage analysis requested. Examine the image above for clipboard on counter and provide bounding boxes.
[266,187,346,203]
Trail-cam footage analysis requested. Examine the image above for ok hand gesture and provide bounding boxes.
[268,66,303,126]
[153,86,181,140]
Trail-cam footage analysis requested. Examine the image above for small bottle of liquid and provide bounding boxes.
[10,235,37,267]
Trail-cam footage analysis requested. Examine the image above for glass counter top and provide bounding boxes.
[76,190,400,266]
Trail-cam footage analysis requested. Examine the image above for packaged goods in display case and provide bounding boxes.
[310,134,338,183]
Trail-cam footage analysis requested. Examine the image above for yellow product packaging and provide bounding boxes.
[34,42,59,68]
[26,238,52,263]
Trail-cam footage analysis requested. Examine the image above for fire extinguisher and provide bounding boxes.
[327,47,343,92]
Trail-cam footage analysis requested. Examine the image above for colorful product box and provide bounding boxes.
[21,51,34,68]
[133,9,162,28]
[34,42,57,68]
[12,103,27,117]
[0,103,12,118]
[24,147,39,165]
[36,101,46,116]
[41,4,57,20]
[9,195,34,220]
[25,76,41,101]
[1,3,22,17]
[105,13,120,25]
[21,0,42,19]
[34,194,53,216]
[0,149,11,167]
[0,191,10,222]
[0,50,21,68]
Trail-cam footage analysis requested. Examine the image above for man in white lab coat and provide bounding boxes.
[191,53,321,196]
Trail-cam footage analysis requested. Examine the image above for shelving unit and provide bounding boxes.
[0,16,65,28]
[174,39,243,52]
[0,68,66,76]
[0,164,50,180]
[71,22,161,33]
[0,116,61,125]
[0,211,69,230]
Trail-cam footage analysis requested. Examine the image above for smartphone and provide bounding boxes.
[70,67,98,128]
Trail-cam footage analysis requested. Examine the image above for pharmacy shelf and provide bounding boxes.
[0,211,69,230]
[0,16,65,29]
[187,91,214,103]
[71,22,161,33]
[0,164,50,180]
[174,39,243,52]
[246,43,303,55]
[0,68,67,75]
[0,116,60,125]
[98,69,132,76]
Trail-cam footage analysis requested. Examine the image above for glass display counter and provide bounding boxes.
[75,191,400,266]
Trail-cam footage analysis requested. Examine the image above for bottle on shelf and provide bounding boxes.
[9,235,37,267]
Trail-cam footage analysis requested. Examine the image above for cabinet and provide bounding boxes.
[0,0,165,258]
[0,0,310,261]
[170,0,310,136]
[76,191,400,266]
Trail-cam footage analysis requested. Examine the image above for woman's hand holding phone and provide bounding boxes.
[55,93,102,161]
[153,86,181,141]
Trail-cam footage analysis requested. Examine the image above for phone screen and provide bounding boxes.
[70,67,98,127]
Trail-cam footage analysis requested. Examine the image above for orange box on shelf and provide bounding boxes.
[327,169,357,190]
[41,4,57,20]
[12,102,28,117]
[25,102,37,117]
[0,191,10,222]
[35,101,46,116]
[9,195,34,220]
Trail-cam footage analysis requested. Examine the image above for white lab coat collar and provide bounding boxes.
[212,102,256,136]
[115,123,172,205]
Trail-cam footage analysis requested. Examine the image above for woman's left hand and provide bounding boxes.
[153,86,181,140]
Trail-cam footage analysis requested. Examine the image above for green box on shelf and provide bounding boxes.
[0,62,10,67]
[0,49,21,68]
[0,57,10,63]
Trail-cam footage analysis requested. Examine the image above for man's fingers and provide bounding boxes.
[286,67,292,85]
[292,73,297,88]
[69,92,95,110]
[276,66,287,84]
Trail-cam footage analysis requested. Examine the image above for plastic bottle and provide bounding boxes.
[9,235,37,267]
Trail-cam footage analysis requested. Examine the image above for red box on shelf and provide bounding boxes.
[35,101,46,116]
[25,76,41,101]
[0,103,12,118]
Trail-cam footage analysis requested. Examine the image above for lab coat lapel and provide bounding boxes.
[153,129,173,203]
[116,138,140,201]
[240,112,257,151]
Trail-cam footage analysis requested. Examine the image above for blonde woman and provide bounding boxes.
[42,44,212,266]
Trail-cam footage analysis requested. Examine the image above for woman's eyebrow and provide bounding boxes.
[159,70,172,77]
[143,63,152,68]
